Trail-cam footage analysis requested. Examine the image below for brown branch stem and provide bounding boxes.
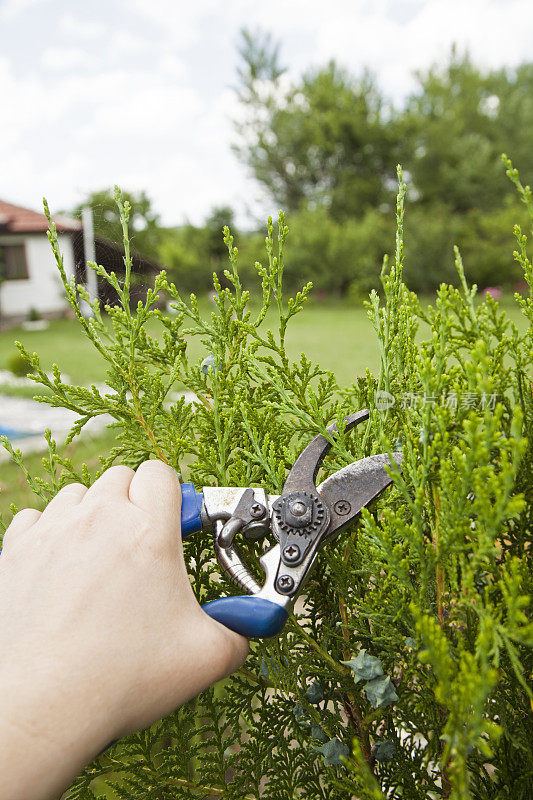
[342,696,375,771]
[127,373,169,463]
[338,536,376,774]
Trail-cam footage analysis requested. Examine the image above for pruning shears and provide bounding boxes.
[180,410,401,639]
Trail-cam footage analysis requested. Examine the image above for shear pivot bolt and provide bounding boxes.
[250,502,266,519]
[334,500,351,516]
[277,575,295,593]
[290,501,307,516]
[282,544,301,563]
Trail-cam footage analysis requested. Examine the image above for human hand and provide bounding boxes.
[0,461,248,800]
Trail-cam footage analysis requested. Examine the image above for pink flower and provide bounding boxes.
[482,286,503,300]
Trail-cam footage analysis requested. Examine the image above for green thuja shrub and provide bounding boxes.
[1,159,532,799]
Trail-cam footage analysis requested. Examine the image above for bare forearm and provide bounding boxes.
[0,684,97,800]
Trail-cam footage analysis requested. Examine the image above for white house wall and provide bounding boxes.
[1,233,74,317]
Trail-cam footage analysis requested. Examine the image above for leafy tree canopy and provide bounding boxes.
[234,29,402,218]
[234,34,533,221]
[405,49,510,212]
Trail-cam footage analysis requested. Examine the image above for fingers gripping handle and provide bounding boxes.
[0,480,204,557]
[3,485,286,638]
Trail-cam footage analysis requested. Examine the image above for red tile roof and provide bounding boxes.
[0,199,81,233]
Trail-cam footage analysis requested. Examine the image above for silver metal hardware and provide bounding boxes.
[197,413,402,626]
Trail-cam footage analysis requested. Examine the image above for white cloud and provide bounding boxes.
[41,46,92,71]
[0,0,46,20]
[0,57,56,146]
[123,0,217,48]
[305,0,533,102]
[2,0,533,230]
[58,13,106,40]
[109,30,152,57]
[84,81,203,139]
[201,0,533,103]
[157,53,187,81]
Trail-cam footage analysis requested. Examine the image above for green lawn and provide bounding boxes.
[0,428,118,527]
[0,294,529,392]
[0,300,385,391]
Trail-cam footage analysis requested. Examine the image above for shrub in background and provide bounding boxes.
[159,225,215,295]
[279,205,393,297]
[454,198,529,289]
[27,307,42,322]
[6,351,33,378]
[1,160,531,799]
[223,194,529,301]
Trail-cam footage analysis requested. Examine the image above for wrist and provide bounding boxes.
[0,656,115,800]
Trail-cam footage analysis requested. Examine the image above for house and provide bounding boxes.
[0,199,161,324]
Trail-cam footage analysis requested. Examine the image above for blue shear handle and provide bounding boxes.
[180,482,204,538]
[181,484,289,638]
[202,596,288,638]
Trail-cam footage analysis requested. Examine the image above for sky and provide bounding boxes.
[1,0,533,229]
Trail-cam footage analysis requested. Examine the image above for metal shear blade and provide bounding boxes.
[318,452,402,542]
[188,410,401,638]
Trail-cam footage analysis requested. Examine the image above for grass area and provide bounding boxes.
[0,316,121,388]
[0,300,385,391]
[1,294,529,394]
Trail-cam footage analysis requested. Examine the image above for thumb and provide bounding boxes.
[200,615,250,682]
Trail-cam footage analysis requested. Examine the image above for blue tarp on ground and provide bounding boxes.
[0,426,36,439]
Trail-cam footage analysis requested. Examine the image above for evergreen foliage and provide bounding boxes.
[73,188,163,261]
[1,162,532,798]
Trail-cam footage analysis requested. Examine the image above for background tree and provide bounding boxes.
[236,27,286,90]
[69,44,533,300]
[405,53,533,215]
[205,205,237,286]
[233,36,533,295]
[234,30,403,218]
[493,62,533,182]
[160,206,237,293]
[404,49,509,212]
[159,224,213,295]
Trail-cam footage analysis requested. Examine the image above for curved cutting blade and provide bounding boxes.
[317,452,402,541]
[281,409,370,495]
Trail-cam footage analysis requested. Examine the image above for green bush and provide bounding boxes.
[159,225,215,295]
[7,351,33,377]
[219,198,527,300]
[455,199,530,289]
[237,205,394,297]
[1,167,532,799]
[27,307,42,322]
